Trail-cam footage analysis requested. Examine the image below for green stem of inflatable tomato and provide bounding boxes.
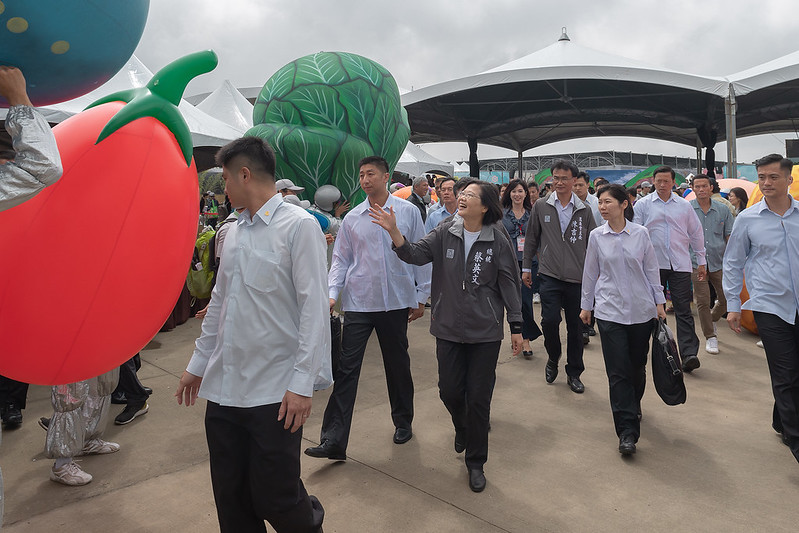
[86,50,219,166]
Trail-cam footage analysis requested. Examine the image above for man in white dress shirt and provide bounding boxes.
[306,156,431,460]
[634,166,707,372]
[176,137,331,533]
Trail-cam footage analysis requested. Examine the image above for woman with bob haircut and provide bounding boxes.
[369,181,522,493]
[580,184,667,457]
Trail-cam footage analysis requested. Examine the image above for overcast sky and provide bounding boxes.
[134,0,799,165]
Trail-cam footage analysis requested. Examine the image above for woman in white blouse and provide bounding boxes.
[580,184,667,457]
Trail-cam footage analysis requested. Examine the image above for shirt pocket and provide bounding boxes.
[243,250,281,293]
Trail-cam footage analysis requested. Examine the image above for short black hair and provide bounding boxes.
[466,181,503,225]
[500,178,531,210]
[652,166,675,180]
[358,155,389,174]
[593,177,609,187]
[691,173,712,186]
[215,136,276,179]
[435,176,456,190]
[755,153,793,174]
[575,171,589,183]
[551,160,578,178]
[0,149,15,161]
[597,184,634,222]
[454,177,477,195]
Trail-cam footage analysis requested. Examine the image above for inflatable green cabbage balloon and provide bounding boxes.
[247,52,410,205]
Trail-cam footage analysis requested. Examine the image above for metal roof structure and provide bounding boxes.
[402,29,799,178]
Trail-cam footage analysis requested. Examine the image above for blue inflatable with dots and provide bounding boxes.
[0,0,150,107]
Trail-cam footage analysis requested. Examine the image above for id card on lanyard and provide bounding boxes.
[517,223,525,252]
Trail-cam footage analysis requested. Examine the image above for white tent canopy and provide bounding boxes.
[395,142,454,177]
[1,55,245,148]
[195,79,254,131]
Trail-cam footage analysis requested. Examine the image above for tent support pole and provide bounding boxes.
[517,151,524,182]
[696,139,702,176]
[725,86,738,180]
[468,137,480,178]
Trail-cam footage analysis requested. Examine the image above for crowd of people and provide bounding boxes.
[3,62,799,533]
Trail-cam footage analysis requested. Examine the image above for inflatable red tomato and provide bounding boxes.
[0,51,218,384]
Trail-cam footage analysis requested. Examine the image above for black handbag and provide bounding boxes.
[330,313,342,376]
[651,318,686,405]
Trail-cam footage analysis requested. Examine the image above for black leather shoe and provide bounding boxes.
[144,387,153,396]
[454,429,466,453]
[1,405,22,428]
[545,360,558,383]
[682,355,701,373]
[582,331,590,345]
[567,376,585,393]
[468,468,486,492]
[619,435,636,456]
[393,427,413,444]
[304,442,346,461]
[522,350,533,360]
[588,326,597,337]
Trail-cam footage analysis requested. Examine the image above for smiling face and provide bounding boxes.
[509,184,526,206]
[458,183,488,221]
[757,161,793,201]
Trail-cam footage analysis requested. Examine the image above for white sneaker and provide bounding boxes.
[533,293,541,304]
[756,340,764,348]
[705,337,719,355]
[50,461,92,486]
[80,438,120,456]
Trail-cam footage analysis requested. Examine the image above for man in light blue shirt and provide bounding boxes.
[425,176,458,232]
[634,166,707,373]
[177,137,330,532]
[689,175,734,355]
[306,156,431,461]
[724,153,799,465]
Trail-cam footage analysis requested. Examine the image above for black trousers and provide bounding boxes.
[660,269,699,359]
[596,319,655,441]
[205,401,324,533]
[538,274,585,377]
[518,261,542,342]
[114,354,149,405]
[320,309,413,450]
[753,311,799,464]
[0,374,28,409]
[436,338,501,470]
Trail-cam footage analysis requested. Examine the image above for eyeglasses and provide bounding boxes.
[458,191,480,200]
[550,176,575,183]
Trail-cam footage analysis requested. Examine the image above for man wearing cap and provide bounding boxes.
[637,181,652,200]
[276,178,305,197]
[203,191,220,228]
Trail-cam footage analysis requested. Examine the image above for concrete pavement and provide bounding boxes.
[1,311,798,532]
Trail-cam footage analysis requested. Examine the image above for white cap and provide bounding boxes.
[275,178,305,192]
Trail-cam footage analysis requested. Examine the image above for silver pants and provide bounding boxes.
[45,368,119,459]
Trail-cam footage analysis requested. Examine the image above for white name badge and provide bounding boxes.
[544,215,551,223]
[446,248,455,259]
[517,235,525,252]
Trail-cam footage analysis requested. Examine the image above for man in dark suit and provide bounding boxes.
[407,175,429,223]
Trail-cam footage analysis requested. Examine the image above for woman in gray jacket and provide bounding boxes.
[370,181,522,493]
